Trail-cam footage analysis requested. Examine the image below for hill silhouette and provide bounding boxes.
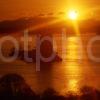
[0,74,100,100]
[0,17,99,35]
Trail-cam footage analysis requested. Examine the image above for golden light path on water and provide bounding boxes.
[64,33,83,92]
[62,16,83,92]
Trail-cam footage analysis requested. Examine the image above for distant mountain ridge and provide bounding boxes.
[0,17,100,34]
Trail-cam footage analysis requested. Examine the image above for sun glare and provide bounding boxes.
[68,10,78,20]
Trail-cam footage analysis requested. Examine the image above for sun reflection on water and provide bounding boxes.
[68,79,78,92]
[65,36,83,92]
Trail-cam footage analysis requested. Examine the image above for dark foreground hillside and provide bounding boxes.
[0,73,100,100]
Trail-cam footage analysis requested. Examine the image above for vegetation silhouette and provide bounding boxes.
[0,74,38,100]
[0,74,100,100]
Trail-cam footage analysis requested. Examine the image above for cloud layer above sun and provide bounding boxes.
[0,0,100,20]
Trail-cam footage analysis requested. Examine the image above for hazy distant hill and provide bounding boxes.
[79,19,100,34]
[0,17,100,35]
[0,17,57,34]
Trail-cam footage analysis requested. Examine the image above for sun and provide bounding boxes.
[68,10,78,20]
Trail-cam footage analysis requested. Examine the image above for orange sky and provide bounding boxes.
[0,0,100,20]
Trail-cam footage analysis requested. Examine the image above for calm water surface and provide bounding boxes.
[0,33,100,94]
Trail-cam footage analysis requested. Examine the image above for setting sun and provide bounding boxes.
[68,10,78,20]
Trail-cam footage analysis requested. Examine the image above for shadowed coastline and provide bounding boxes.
[0,17,100,35]
[0,74,100,100]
